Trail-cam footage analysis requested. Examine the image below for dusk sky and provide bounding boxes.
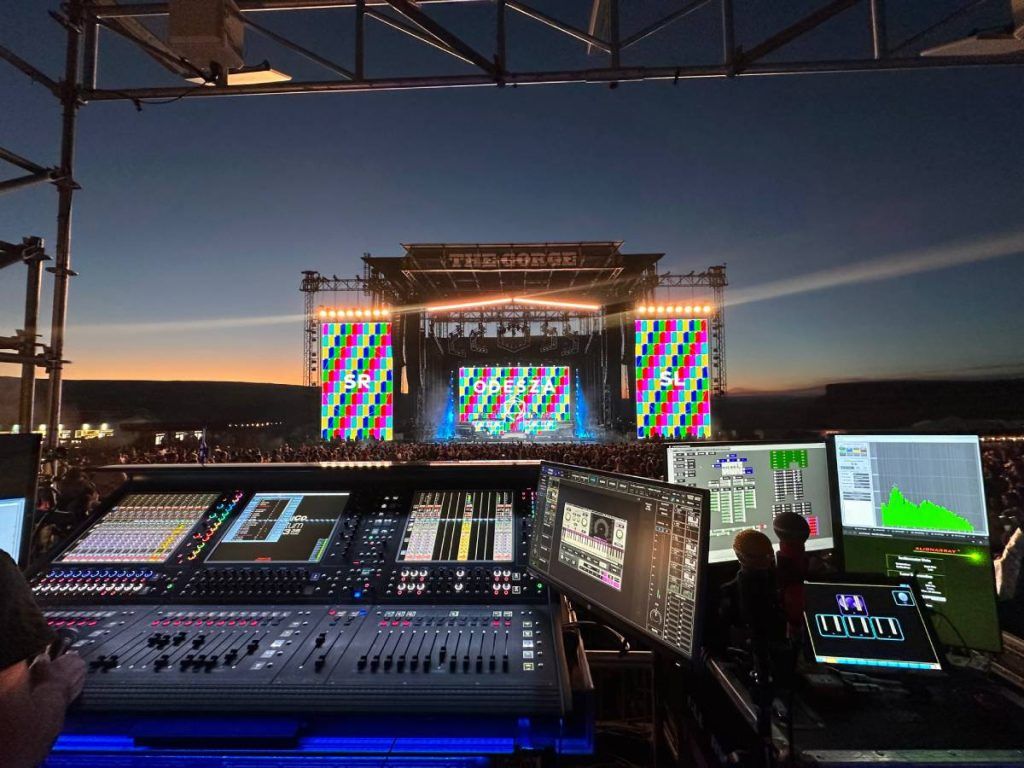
[2,2,1023,393]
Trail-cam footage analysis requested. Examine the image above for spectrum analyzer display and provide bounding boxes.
[321,321,393,441]
[634,318,711,439]
[458,366,570,436]
[834,434,1000,652]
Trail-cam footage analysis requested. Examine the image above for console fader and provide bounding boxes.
[31,463,577,721]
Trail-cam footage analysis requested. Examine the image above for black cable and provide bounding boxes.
[908,566,974,658]
[564,620,631,654]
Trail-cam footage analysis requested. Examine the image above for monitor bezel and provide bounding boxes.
[802,572,948,674]
[0,434,42,568]
[665,439,837,564]
[529,460,711,664]
[826,432,1002,655]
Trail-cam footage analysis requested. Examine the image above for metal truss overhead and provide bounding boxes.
[77,1,1024,100]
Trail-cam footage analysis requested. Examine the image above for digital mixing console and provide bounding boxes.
[30,462,584,750]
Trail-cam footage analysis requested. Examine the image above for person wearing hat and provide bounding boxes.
[0,551,85,768]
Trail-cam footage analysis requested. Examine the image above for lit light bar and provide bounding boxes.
[317,306,392,319]
[513,297,601,311]
[424,297,514,313]
[635,303,713,316]
[424,296,601,313]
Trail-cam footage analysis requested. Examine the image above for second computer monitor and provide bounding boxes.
[832,434,1001,653]
[667,442,834,564]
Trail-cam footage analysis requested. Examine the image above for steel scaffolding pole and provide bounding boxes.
[45,1,84,450]
[20,249,47,431]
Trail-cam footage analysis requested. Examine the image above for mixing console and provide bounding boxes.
[31,462,578,728]
[46,603,564,713]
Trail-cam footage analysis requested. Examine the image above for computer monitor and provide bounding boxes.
[0,434,41,567]
[667,442,834,564]
[529,462,710,660]
[804,578,944,672]
[831,434,1001,653]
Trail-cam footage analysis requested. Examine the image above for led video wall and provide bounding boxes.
[321,321,393,441]
[458,366,570,436]
[635,318,711,439]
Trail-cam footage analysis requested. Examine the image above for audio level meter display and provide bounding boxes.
[58,493,220,563]
[397,490,515,562]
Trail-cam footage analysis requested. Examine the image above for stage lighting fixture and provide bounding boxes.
[319,309,327,319]
[703,304,711,313]
[185,62,292,86]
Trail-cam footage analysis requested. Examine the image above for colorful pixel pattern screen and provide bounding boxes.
[321,321,393,441]
[635,318,711,439]
[458,366,570,435]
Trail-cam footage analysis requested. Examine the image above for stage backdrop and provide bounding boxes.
[634,318,711,439]
[458,366,570,436]
[321,321,393,440]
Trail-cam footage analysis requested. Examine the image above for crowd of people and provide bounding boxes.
[67,438,671,479]
[984,440,1024,555]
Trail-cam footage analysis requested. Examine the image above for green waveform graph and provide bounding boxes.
[880,485,975,533]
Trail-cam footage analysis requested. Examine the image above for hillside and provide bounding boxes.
[0,378,318,429]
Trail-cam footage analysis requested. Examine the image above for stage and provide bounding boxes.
[302,242,727,444]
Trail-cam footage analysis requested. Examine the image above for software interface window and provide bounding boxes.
[397,490,515,562]
[668,443,834,563]
[0,497,26,561]
[803,581,943,671]
[530,464,707,659]
[834,434,1001,652]
[207,492,349,563]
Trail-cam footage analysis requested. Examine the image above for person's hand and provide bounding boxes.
[30,652,86,704]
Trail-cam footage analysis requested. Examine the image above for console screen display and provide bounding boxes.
[397,490,514,562]
[205,492,348,564]
[58,492,219,563]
